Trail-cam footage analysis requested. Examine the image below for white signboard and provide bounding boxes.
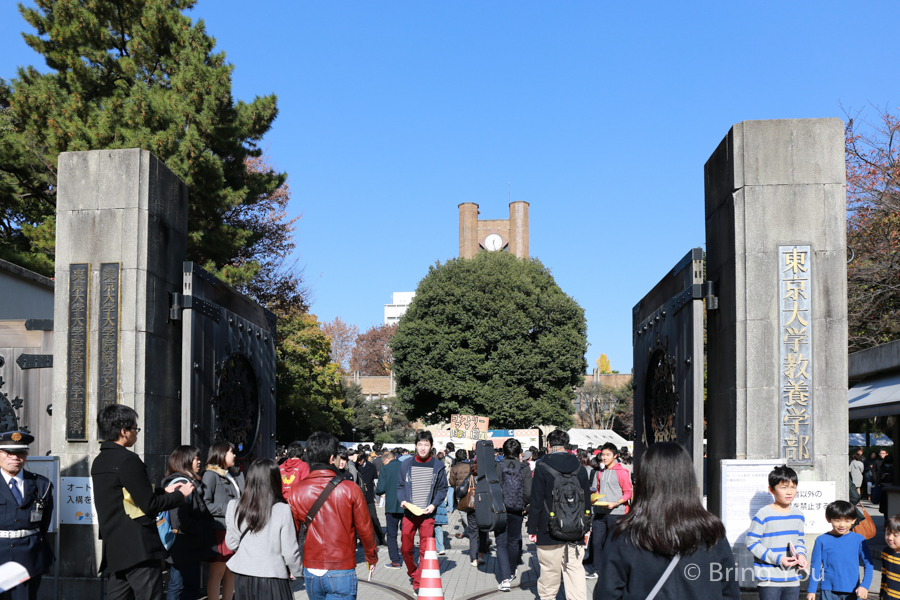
[721,459,783,545]
[794,481,835,534]
[24,456,59,533]
[59,477,96,524]
[721,459,836,542]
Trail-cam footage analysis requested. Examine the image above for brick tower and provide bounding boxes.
[458,201,529,259]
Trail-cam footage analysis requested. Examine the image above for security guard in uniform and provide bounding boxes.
[0,431,54,600]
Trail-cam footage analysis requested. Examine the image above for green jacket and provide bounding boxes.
[374,459,402,514]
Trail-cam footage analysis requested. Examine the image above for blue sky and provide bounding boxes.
[2,1,898,373]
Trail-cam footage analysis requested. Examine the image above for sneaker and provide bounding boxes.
[437,550,446,556]
[386,562,402,569]
[471,559,479,567]
[498,579,511,592]
[585,570,599,579]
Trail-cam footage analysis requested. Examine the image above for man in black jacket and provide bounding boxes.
[527,430,591,600]
[356,452,386,546]
[91,405,194,600]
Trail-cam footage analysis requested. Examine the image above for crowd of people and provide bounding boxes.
[68,403,896,600]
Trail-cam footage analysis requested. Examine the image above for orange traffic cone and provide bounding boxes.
[417,536,444,599]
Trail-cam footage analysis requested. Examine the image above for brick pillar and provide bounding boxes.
[458,202,479,258]
[508,201,529,258]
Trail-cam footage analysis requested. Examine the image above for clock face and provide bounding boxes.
[484,233,504,251]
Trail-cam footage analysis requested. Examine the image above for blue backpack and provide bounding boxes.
[158,477,191,550]
[157,511,175,550]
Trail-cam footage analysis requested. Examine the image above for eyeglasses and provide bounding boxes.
[129,427,142,434]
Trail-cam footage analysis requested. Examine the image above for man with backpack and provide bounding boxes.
[527,430,592,600]
[496,438,532,592]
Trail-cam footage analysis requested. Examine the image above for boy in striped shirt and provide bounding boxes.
[746,465,808,600]
[882,514,900,600]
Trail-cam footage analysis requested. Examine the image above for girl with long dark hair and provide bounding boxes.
[592,443,740,600]
[161,445,214,600]
[225,458,301,600]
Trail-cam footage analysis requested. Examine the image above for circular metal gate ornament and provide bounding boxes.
[212,353,260,458]
[0,376,24,434]
[644,350,679,444]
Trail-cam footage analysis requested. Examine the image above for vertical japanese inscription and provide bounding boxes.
[66,264,90,441]
[779,246,813,465]
[97,263,120,410]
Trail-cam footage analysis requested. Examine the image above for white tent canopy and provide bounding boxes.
[849,433,893,447]
[566,429,630,450]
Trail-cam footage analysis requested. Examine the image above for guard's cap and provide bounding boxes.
[0,431,33,451]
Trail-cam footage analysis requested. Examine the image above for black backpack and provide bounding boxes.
[500,460,526,511]
[541,463,587,542]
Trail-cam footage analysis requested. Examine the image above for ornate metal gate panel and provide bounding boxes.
[177,263,276,460]
[632,248,706,491]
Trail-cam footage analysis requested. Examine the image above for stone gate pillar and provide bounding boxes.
[51,149,187,595]
[705,119,848,517]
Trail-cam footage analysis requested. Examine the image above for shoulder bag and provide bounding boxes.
[853,503,876,540]
[457,475,476,513]
[645,554,681,600]
[298,476,343,563]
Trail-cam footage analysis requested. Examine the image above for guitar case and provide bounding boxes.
[474,439,507,534]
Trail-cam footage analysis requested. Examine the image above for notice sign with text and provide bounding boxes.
[449,414,489,441]
[721,459,783,545]
[721,460,836,544]
[59,477,97,524]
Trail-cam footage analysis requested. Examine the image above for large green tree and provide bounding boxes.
[391,252,588,429]
[274,308,349,442]
[0,0,300,306]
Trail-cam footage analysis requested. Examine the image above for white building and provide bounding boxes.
[384,292,415,326]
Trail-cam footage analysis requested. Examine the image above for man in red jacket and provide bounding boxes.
[279,441,310,496]
[288,432,377,599]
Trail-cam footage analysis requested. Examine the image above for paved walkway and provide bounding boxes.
[289,500,888,600]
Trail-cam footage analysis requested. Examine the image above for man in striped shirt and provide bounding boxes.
[746,465,808,600]
[397,431,448,593]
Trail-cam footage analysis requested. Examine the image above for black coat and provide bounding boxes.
[527,452,591,546]
[0,470,54,578]
[356,459,377,504]
[161,474,215,565]
[91,442,185,573]
[594,534,740,600]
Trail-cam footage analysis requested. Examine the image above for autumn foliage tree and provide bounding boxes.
[350,323,397,376]
[322,317,360,374]
[845,109,900,351]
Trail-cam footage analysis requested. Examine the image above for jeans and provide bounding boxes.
[385,512,403,564]
[304,568,357,600]
[591,513,620,571]
[495,512,524,581]
[166,563,202,600]
[434,525,445,552]
[820,591,857,600]
[757,586,800,600]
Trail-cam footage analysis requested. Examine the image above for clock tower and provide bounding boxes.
[458,201,529,259]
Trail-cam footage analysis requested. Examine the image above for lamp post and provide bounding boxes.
[352,428,356,443]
